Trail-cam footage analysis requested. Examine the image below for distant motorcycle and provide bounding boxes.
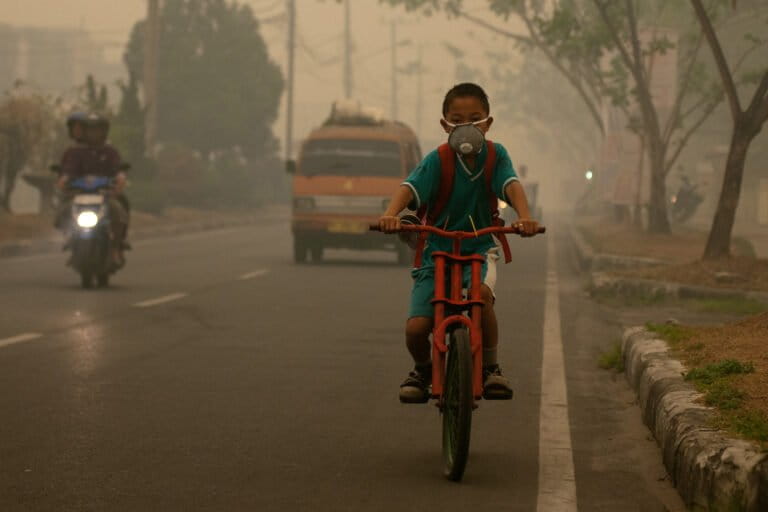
[669,176,703,224]
[64,174,123,289]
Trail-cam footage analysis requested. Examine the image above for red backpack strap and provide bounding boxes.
[413,144,456,268]
[483,141,498,217]
[483,141,512,264]
[431,143,456,224]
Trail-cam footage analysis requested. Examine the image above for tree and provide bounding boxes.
[124,0,284,159]
[381,0,744,233]
[0,86,65,213]
[82,74,109,114]
[690,0,768,259]
[112,72,148,175]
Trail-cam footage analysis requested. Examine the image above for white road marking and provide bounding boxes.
[537,232,578,512]
[0,332,43,348]
[238,269,270,280]
[133,292,188,308]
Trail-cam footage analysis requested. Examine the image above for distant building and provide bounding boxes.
[0,24,122,97]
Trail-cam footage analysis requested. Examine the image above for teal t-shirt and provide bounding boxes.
[402,142,519,268]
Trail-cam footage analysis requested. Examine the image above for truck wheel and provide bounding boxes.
[293,237,308,264]
[310,244,323,264]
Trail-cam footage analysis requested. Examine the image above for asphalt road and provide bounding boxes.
[0,216,685,511]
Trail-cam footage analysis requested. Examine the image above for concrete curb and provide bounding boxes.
[570,225,666,271]
[569,225,768,304]
[0,207,288,260]
[622,327,768,511]
[590,272,768,304]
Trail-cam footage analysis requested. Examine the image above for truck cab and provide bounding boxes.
[289,101,421,264]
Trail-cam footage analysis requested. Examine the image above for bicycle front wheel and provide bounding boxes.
[442,327,474,481]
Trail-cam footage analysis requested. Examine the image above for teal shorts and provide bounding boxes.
[408,247,499,319]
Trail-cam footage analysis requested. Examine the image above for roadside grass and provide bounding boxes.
[591,287,768,315]
[684,360,768,444]
[589,287,666,307]
[646,324,768,445]
[687,297,768,315]
[645,322,692,345]
[598,341,624,373]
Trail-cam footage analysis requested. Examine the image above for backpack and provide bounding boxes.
[411,140,513,268]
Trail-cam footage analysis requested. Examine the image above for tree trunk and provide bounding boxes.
[646,138,671,233]
[703,123,752,259]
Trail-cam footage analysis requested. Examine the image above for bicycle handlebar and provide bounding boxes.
[369,223,546,239]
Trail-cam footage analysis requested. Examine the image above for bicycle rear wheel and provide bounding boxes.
[442,327,473,481]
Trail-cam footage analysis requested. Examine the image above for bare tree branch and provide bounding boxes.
[458,8,606,135]
[747,70,768,130]
[679,90,720,124]
[624,0,648,87]
[664,96,722,175]
[690,0,742,121]
[662,31,705,145]
[457,11,531,45]
[732,38,768,75]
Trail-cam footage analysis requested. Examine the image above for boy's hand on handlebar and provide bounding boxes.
[379,215,401,233]
[513,218,540,237]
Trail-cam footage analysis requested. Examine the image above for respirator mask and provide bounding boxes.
[445,117,489,155]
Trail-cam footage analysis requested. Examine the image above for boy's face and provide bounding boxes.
[440,96,493,134]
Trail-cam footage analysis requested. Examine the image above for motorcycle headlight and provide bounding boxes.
[76,211,99,228]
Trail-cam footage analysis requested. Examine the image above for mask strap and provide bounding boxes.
[443,117,490,128]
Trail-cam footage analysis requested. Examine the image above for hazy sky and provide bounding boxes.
[1,1,527,153]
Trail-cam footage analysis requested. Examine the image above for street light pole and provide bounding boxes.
[390,21,398,121]
[143,0,160,155]
[285,0,296,162]
[416,43,423,135]
[343,0,352,99]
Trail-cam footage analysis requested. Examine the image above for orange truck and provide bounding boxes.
[287,102,421,264]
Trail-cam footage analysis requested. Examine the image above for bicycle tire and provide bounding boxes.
[442,327,473,481]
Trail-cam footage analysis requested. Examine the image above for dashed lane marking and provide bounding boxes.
[0,332,43,349]
[133,293,188,308]
[238,269,270,280]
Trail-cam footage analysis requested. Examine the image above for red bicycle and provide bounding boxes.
[371,223,545,481]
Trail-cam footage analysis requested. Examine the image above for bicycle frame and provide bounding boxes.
[371,223,545,402]
[430,244,485,400]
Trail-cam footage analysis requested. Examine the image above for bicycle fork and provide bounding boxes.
[430,245,486,403]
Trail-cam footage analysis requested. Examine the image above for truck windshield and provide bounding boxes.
[299,139,402,177]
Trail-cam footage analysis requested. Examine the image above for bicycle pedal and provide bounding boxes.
[482,390,514,401]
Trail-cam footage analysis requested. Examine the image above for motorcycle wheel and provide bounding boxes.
[97,273,110,288]
[80,272,94,289]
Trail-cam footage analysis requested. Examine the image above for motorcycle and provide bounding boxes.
[63,174,124,289]
[669,177,703,224]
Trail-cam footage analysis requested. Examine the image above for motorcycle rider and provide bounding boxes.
[55,113,129,267]
[66,111,89,144]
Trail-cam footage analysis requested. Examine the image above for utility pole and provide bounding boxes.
[416,43,423,135]
[343,0,352,99]
[285,0,296,162]
[143,0,160,155]
[390,21,398,121]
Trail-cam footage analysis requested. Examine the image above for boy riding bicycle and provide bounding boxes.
[378,83,540,403]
